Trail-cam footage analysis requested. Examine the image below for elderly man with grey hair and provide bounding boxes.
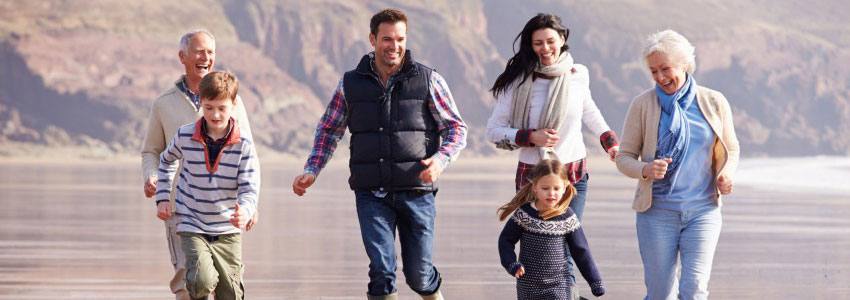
[141,29,255,300]
[615,29,739,300]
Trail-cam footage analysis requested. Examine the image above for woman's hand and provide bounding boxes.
[642,158,672,180]
[529,129,559,147]
[606,146,619,161]
[717,174,733,194]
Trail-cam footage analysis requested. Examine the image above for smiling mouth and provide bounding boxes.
[196,64,210,72]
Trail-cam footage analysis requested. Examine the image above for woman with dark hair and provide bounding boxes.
[486,13,618,299]
[486,13,619,219]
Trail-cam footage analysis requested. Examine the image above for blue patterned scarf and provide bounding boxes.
[654,74,695,193]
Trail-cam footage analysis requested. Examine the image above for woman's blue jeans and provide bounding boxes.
[636,204,722,300]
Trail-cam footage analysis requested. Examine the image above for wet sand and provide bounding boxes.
[0,157,848,299]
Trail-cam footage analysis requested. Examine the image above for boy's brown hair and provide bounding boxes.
[199,71,239,102]
[370,8,407,35]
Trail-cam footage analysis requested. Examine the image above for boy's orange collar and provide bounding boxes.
[191,117,242,146]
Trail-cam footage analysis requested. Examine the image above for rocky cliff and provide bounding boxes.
[1,0,848,158]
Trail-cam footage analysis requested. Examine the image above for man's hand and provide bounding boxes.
[292,173,316,196]
[529,129,559,147]
[419,157,444,184]
[230,203,249,229]
[144,176,157,198]
[642,157,672,180]
[156,202,172,221]
[717,174,734,195]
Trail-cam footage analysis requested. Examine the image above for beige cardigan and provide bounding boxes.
[615,85,740,212]
[141,77,253,192]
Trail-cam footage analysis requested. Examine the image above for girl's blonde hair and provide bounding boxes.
[498,159,576,221]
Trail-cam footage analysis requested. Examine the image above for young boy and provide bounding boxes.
[155,71,260,300]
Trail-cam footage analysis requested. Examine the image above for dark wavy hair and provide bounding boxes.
[490,13,570,97]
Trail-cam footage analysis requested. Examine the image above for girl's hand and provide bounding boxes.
[642,158,672,180]
[514,266,525,278]
[529,129,559,147]
[717,174,733,195]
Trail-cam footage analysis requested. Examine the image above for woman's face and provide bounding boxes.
[531,28,564,66]
[646,51,688,94]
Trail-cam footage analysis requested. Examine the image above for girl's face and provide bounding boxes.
[531,28,564,66]
[532,174,566,211]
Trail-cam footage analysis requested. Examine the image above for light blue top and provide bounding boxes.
[652,99,717,212]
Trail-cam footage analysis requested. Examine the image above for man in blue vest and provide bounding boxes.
[291,8,467,300]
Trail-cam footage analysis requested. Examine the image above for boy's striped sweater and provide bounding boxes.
[156,118,260,236]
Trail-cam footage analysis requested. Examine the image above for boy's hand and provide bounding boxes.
[514,266,525,279]
[144,176,157,198]
[230,203,249,229]
[156,202,172,220]
[292,173,316,196]
[245,210,258,231]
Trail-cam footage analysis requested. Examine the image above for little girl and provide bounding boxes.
[498,159,606,299]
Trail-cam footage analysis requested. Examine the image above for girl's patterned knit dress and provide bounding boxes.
[499,203,605,299]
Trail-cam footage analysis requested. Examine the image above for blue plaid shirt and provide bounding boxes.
[176,76,201,111]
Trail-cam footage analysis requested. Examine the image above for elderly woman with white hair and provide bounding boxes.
[615,29,740,299]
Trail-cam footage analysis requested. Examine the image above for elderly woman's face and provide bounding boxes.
[647,51,687,94]
[531,28,565,66]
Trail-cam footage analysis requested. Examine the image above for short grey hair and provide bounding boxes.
[179,29,215,53]
[642,29,696,74]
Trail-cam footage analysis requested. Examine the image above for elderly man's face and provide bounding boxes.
[179,33,216,82]
[369,21,407,71]
[647,51,687,94]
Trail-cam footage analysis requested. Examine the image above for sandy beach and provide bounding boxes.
[0,156,848,299]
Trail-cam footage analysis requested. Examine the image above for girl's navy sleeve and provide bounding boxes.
[566,226,606,296]
[498,217,524,275]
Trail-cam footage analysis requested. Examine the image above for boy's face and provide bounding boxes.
[201,97,234,132]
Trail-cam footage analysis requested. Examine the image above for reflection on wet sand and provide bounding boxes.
[0,158,848,299]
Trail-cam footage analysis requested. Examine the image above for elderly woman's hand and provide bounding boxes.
[642,158,672,180]
[717,174,733,194]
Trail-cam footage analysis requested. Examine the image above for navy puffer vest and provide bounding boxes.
[343,50,439,192]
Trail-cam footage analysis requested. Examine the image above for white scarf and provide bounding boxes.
[500,52,574,160]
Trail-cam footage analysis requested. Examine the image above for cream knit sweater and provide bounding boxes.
[615,85,740,212]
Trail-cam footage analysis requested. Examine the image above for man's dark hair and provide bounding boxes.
[370,8,408,35]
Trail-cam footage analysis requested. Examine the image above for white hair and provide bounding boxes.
[642,29,696,74]
[179,29,215,53]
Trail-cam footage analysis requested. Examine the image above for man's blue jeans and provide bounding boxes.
[636,204,722,300]
[355,190,442,296]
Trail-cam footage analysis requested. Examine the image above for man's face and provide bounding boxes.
[201,97,234,133]
[179,33,216,82]
[369,21,407,70]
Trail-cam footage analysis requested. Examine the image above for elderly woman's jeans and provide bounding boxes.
[636,204,721,300]
[355,190,442,297]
